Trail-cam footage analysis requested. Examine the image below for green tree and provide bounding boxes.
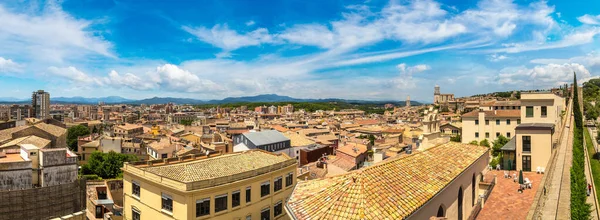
[450,134,461,142]
[179,119,194,126]
[367,135,375,146]
[80,151,138,179]
[92,126,98,134]
[67,125,90,151]
[479,139,490,148]
[571,72,592,219]
[492,135,509,157]
[469,140,478,145]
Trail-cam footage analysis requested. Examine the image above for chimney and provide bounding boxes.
[164,158,169,164]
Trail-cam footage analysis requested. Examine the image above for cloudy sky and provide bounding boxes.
[0,0,599,102]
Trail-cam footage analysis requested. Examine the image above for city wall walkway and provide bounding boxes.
[586,127,600,219]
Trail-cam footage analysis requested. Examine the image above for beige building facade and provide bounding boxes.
[122,150,296,220]
[461,110,520,144]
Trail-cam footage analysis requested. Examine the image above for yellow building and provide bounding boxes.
[461,109,521,144]
[122,150,297,220]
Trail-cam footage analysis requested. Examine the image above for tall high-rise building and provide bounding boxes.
[32,90,50,119]
[406,95,411,107]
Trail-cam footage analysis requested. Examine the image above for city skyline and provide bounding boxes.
[0,0,599,101]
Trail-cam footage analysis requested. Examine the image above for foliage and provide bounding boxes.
[489,156,500,168]
[585,128,600,206]
[571,72,591,219]
[81,174,101,180]
[67,125,90,151]
[479,139,490,148]
[492,135,510,157]
[367,135,375,146]
[80,151,138,179]
[91,126,98,134]
[440,106,450,113]
[179,119,194,126]
[450,134,461,142]
[469,140,478,145]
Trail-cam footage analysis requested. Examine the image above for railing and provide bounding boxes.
[468,176,496,220]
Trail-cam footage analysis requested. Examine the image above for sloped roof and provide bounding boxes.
[0,135,51,149]
[243,130,289,146]
[34,123,67,137]
[287,142,489,219]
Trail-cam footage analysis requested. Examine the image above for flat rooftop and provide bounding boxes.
[0,153,25,162]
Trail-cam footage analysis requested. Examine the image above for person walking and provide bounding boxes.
[588,183,592,196]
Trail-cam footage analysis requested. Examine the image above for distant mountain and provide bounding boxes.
[53,96,133,104]
[0,97,26,102]
[0,94,422,106]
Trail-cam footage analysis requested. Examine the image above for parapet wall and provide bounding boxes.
[0,179,86,220]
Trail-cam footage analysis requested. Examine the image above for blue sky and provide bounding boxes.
[0,0,599,102]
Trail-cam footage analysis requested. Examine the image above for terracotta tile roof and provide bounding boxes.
[462,110,521,118]
[0,135,51,149]
[34,123,67,137]
[284,132,316,147]
[140,150,294,183]
[0,126,29,142]
[337,143,368,157]
[270,124,289,132]
[116,123,143,131]
[287,142,489,220]
[355,119,379,126]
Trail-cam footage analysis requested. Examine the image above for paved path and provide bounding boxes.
[541,102,573,219]
[586,127,600,219]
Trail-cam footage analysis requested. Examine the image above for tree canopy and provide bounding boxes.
[492,135,509,157]
[80,151,138,179]
[67,125,90,151]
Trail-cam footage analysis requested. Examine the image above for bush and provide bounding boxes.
[81,174,101,180]
[479,139,490,148]
[489,156,500,168]
[469,140,478,145]
[571,72,592,219]
[450,135,461,142]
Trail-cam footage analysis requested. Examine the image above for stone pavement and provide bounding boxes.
[585,127,600,219]
[540,104,573,219]
[478,171,543,220]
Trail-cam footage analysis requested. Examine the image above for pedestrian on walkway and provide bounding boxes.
[589,183,592,196]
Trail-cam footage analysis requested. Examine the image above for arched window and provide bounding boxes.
[458,186,464,220]
[472,173,476,206]
[437,205,445,217]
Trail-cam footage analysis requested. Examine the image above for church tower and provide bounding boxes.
[406,95,411,107]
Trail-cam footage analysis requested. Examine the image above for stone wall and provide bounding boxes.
[0,160,32,191]
[0,179,86,220]
[41,164,78,187]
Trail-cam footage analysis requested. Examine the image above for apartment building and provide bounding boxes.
[122,150,296,220]
[32,90,50,119]
[114,123,144,138]
[461,110,521,144]
[501,92,565,171]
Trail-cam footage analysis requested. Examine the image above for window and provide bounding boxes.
[96,206,103,218]
[475,132,479,138]
[541,106,547,117]
[526,106,534,117]
[522,136,531,152]
[232,190,241,208]
[274,177,282,192]
[507,132,511,138]
[196,198,210,217]
[215,194,228,213]
[29,152,36,156]
[132,208,140,220]
[522,156,531,172]
[161,153,168,159]
[285,173,293,187]
[132,181,140,198]
[246,187,251,203]
[161,193,173,213]
[496,119,500,125]
[261,181,270,197]
[475,120,479,125]
[496,132,500,138]
[506,119,511,125]
[517,119,521,124]
[485,132,489,138]
[261,207,270,220]
[246,215,252,220]
[485,120,489,125]
[274,201,283,217]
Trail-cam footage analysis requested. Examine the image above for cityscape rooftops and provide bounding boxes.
[0,135,51,149]
[286,142,489,219]
[124,150,296,190]
[337,143,368,157]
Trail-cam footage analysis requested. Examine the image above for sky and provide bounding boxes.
[0,0,599,102]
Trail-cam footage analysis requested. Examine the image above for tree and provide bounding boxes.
[450,134,461,142]
[67,125,90,151]
[179,119,193,126]
[80,151,138,179]
[92,126,98,134]
[492,135,509,157]
[367,134,375,146]
[479,139,490,148]
[469,140,478,145]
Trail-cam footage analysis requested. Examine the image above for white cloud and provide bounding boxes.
[488,53,508,62]
[496,63,590,87]
[0,3,113,63]
[47,66,103,85]
[105,70,156,91]
[0,57,21,72]
[394,63,430,89]
[149,64,223,93]
[245,20,255,26]
[488,27,600,53]
[182,24,277,54]
[578,14,600,25]
[278,24,337,48]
